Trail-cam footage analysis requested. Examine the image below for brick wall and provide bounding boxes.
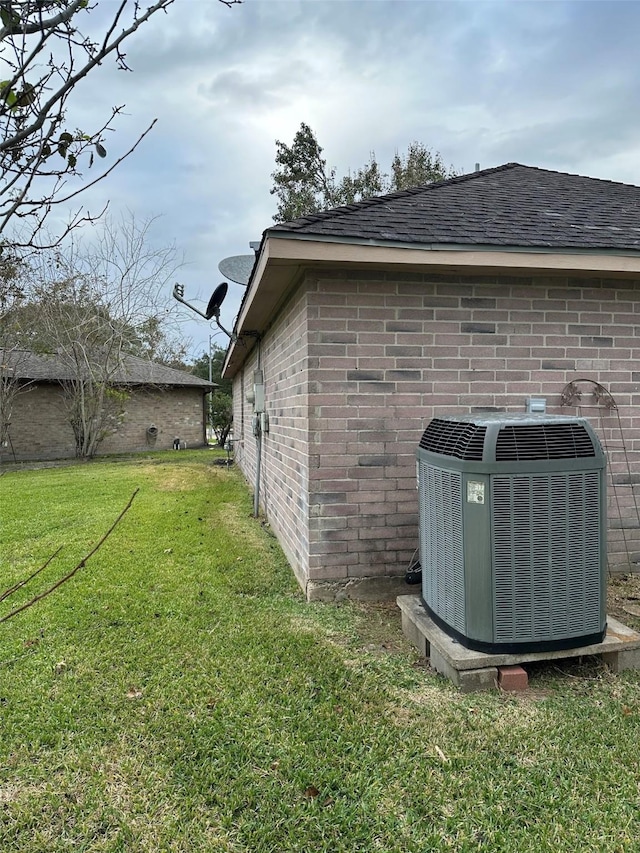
[100,387,208,455]
[232,268,640,598]
[232,285,311,589]
[3,383,208,461]
[3,383,76,461]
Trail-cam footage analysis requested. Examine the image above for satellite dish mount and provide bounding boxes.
[172,282,235,340]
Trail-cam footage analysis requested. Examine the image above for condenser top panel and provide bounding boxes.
[418,413,605,465]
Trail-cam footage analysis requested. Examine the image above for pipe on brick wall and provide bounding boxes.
[253,339,263,518]
[254,426,262,517]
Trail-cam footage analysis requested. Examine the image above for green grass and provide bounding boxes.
[0,450,639,852]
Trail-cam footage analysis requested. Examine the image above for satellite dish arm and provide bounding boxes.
[212,313,236,342]
[172,283,210,320]
[172,280,236,341]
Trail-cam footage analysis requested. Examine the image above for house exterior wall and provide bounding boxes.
[100,386,208,455]
[3,383,76,461]
[232,285,312,589]
[3,384,208,462]
[233,268,640,599]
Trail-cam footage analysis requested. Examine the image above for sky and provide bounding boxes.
[43,0,640,359]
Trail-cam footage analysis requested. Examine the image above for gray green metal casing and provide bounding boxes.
[417,413,607,653]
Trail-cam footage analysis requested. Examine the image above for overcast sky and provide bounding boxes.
[50,0,640,358]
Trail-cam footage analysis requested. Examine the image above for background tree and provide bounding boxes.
[389,141,452,192]
[0,0,239,248]
[0,252,30,455]
[27,274,134,458]
[190,344,232,447]
[6,214,183,458]
[129,315,188,369]
[271,122,456,222]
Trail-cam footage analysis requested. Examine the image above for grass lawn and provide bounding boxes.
[0,450,639,852]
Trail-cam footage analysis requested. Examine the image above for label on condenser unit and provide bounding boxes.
[467,481,485,504]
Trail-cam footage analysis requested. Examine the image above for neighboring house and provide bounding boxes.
[1,350,216,462]
[222,163,640,601]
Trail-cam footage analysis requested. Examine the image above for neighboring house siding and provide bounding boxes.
[234,268,640,598]
[4,385,207,461]
[99,387,207,455]
[3,384,75,461]
[233,286,312,589]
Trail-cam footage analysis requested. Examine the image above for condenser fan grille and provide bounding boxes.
[419,418,486,460]
[495,423,596,461]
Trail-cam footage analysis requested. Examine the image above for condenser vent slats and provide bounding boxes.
[491,472,602,643]
[495,423,596,461]
[419,464,465,635]
[418,418,486,460]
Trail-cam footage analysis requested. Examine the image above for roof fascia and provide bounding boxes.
[268,231,640,260]
[222,234,640,378]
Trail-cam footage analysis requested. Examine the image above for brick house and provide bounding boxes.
[223,163,640,601]
[1,350,215,462]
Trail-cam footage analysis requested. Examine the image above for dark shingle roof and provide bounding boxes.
[2,351,216,388]
[269,163,640,252]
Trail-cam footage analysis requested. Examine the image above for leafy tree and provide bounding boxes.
[271,123,456,222]
[190,344,232,447]
[389,142,452,192]
[130,316,187,369]
[0,0,239,248]
[208,391,232,448]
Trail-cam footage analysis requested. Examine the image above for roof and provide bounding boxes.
[269,163,640,252]
[1,350,217,389]
[224,162,640,380]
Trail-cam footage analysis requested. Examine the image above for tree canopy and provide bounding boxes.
[190,344,232,447]
[271,123,456,222]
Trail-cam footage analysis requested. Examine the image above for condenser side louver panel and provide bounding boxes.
[491,472,603,644]
[420,464,465,635]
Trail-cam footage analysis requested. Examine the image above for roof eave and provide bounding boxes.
[222,234,640,379]
[266,230,640,257]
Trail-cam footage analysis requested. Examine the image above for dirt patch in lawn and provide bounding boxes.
[359,580,640,642]
[370,580,640,638]
[607,573,640,632]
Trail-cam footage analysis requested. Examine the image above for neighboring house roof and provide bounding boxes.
[269,163,640,252]
[2,350,217,389]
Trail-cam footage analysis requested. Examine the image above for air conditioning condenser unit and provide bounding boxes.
[417,413,607,653]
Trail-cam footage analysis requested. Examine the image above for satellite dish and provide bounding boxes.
[205,282,228,320]
[218,255,254,286]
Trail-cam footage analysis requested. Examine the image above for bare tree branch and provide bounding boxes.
[0,0,241,246]
[0,487,139,624]
[0,0,85,40]
[0,1,175,155]
[8,213,185,456]
[0,545,64,604]
[53,119,158,208]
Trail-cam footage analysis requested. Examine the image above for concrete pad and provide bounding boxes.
[397,594,640,691]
